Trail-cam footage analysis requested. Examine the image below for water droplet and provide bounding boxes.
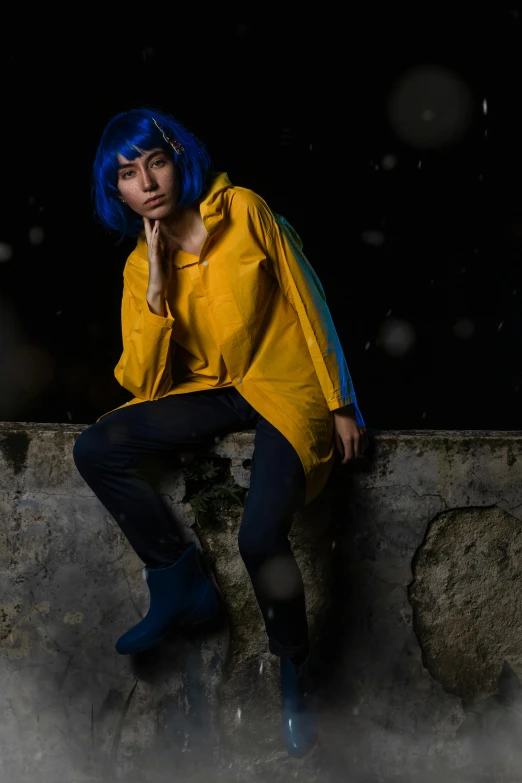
[361,230,385,247]
[0,242,13,262]
[453,318,475,339]
[29,226,44,245]
[378,318,417,358]
[381,154,397,170]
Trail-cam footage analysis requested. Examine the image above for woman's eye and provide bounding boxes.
[151,159,165,168]
[121,170,134,179]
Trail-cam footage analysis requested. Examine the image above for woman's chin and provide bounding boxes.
[141,204,173,220]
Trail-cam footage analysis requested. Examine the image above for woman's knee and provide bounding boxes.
[72,424,110,472]
[238,522,287,563]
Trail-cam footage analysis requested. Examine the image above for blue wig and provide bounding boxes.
[92,107,213,240]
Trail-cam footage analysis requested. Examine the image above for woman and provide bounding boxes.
[73,107,368,758]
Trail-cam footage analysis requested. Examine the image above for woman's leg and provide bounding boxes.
[237,415,318,758]
[237,415,309,661]
[73,388,259,567]
[73,388,261,654]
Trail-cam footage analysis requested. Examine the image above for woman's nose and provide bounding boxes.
[141,171,156,190]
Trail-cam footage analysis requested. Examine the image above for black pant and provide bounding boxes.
[72,387,309,658]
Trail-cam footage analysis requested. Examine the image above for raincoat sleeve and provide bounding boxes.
[114,262,176,400]
[267,212,365,426]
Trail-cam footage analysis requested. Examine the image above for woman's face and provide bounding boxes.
[116,147,178,219]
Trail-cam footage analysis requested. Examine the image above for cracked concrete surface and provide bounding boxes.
[0,424,522,781]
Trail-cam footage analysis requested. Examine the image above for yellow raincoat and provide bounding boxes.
[96,172,365,505]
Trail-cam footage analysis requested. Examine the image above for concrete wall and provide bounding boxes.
[0,422,521,782]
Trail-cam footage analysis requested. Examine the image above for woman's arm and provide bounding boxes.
[267,212,365,427]
[114,268,176,400]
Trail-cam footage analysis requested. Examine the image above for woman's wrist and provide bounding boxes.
[146,291,166,317]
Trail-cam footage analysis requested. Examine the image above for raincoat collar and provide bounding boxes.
[198,171,232,237]
[134,172,231,262]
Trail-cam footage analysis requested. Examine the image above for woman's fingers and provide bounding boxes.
[143,216,151,245]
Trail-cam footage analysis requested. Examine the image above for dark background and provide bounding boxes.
[0,8,521,430]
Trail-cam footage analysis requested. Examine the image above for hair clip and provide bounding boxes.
[151,117,185,154]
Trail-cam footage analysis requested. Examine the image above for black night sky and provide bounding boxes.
[1,8,521,430]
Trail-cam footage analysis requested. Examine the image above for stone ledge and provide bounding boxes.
[0,422,521,782]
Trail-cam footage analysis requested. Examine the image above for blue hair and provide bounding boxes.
[92,107,213,240]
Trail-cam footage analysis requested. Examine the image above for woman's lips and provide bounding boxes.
[145,196,165,207]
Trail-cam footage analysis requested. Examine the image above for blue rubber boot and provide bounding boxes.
[280,654,318,758]
[115,543,224,655]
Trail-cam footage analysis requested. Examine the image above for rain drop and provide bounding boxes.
[361,230,385,247]
[29,226,44,245]
[378,318,416,358]
[0,242,13,262]
[453,318,475,339]
[381,154,397,170]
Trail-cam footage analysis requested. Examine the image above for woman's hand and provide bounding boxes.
[144,217,171,298]
[333,406,368,465]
